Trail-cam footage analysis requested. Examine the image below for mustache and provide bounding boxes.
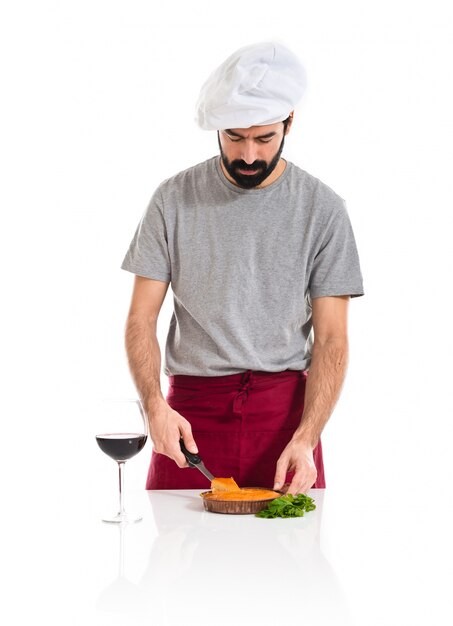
[231,160,266,171]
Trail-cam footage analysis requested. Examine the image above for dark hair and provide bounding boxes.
[282,115,292,132]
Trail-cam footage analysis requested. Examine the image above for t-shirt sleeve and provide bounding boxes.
[309,200,364,299]
[120,188,171,282]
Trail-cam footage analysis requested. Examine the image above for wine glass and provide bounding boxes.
[95,398,148,523]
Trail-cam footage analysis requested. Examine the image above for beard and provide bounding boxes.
[217,133,286,189]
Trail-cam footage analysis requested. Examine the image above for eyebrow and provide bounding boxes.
[224,129,277,139]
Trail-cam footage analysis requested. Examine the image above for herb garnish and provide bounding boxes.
[255,493,316,518]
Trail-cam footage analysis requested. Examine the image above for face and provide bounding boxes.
[217,119,291,189]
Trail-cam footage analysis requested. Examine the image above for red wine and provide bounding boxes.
[96,433,147,461]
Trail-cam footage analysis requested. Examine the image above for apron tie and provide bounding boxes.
[233,370,253,416]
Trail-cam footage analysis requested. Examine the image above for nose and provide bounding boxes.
[240,140,259,165]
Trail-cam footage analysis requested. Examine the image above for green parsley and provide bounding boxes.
[255,493,316,518]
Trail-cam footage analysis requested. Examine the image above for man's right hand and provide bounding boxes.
[147,398,198,468]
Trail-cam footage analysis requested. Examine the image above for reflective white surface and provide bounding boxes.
[94,490,343,626]
[8,484,450,626]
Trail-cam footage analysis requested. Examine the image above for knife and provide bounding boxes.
[179,438,214,483]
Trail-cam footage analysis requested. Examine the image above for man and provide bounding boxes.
[121,42,364,495]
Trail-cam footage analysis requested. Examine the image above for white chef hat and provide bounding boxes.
[195,41,307,131]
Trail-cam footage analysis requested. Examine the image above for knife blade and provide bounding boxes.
[179,438,214,482]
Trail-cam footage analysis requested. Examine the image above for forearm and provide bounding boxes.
[294,337,349,447]
[124,314,165,414]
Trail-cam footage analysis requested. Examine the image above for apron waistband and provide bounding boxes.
[168,369,307,391]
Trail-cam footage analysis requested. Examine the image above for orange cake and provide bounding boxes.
[203,487,280,501]
[206,477,279,501]
[210,477,241,493]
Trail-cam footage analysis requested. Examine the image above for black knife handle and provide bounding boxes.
[179,438,202,466]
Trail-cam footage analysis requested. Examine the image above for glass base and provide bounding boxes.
[101,512,143,524]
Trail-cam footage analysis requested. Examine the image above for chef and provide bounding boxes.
[121,41,364,495]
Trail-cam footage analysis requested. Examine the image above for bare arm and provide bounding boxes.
[273,295,350,494]
[125,275,169,411]
[125,275,197,467]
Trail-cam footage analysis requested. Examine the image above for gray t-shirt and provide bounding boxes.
[121,156,364,376]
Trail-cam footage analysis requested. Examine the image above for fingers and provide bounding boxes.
[150,410,198,468]
[273,456,289,491]
[285,468,317,495]
[285,478,303,495]
[175,421,198,468]
[173,447,189,468]
[274,441,318,495]
[179,422,198,453]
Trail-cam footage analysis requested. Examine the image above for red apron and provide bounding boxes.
[146,369,325,490]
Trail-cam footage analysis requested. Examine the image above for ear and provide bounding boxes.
[284,111,294,135]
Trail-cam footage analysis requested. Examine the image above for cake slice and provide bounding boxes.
[211,477,241,493]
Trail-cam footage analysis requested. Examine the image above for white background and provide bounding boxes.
[2,1,452,624]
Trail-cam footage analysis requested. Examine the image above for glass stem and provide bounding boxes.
[118,524,125,577]
[118,461,126,515]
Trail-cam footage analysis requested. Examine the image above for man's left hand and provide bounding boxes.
[273,437,317,495]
